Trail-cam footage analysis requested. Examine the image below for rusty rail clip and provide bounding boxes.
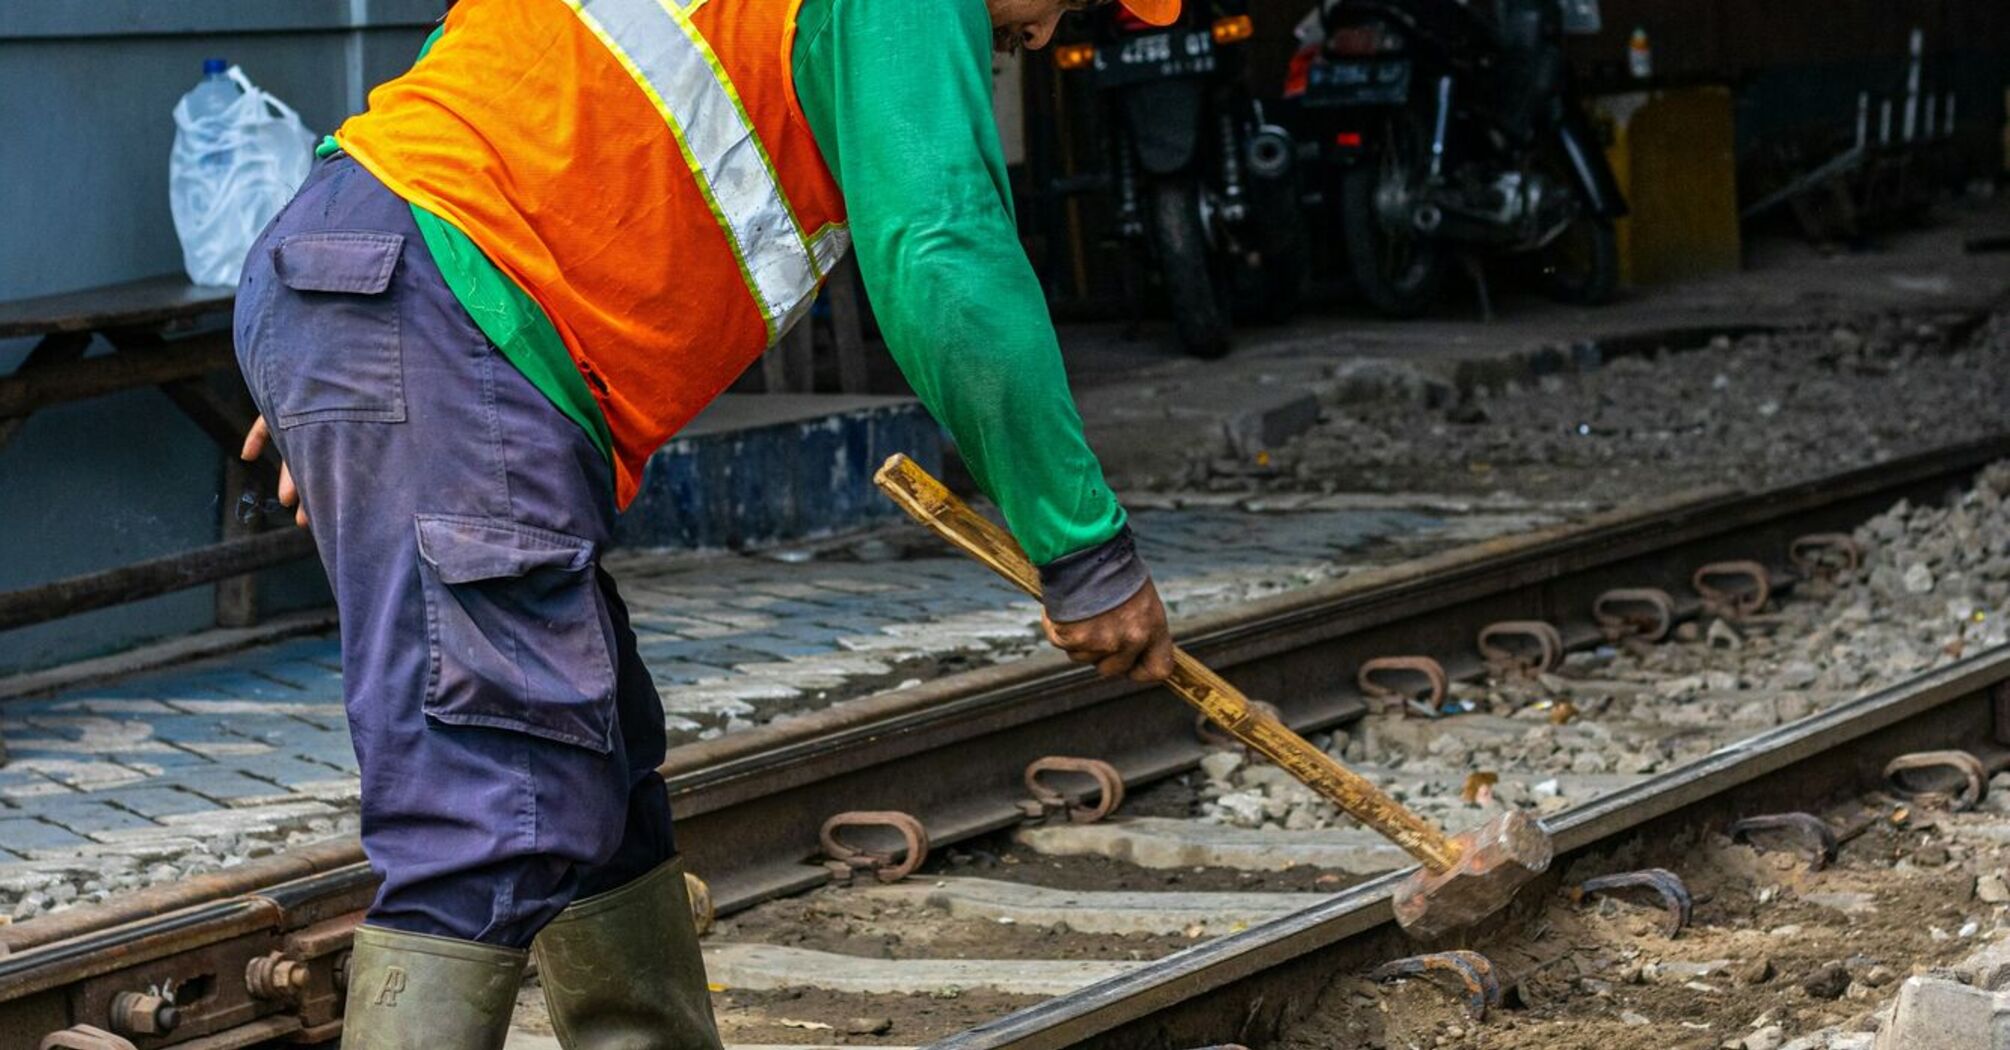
[1477,620,1563,678]
[1883,750,1989,812]
[1195,700,1283,748]
[1370,949,1502,1021]
[1357,656,1451,717]
[1568,868,1692,937]
[1692,560,1771,620]
[820,811,930,883]
[1022,757,1126,824]
[1729,812,1840,871]
[1789,533,1863,582]
[1592,588,1675,643]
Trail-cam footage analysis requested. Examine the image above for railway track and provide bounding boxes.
[923,636,2010,1050]
[5,436,2010,1049]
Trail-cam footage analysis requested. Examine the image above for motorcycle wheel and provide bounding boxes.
[1537,211,1619,306]
[1148,177,1233,359]
[1340,111,1444,318]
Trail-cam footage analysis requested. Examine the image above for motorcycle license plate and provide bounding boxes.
[1303,59,1411,107]
[1092,30,1216,87]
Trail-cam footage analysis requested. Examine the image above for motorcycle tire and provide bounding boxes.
[1148,177,1233,359]
[1538,212,1620,306]
[1339,114,1445,319]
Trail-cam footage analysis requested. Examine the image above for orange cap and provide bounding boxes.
[1118,0,1180,27]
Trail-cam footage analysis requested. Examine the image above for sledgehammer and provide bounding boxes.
[874,455,1552,938]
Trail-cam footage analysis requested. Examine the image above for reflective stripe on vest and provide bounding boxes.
[330,0,852,506]
[567,0,836,342]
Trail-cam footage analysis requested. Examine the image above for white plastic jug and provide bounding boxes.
[169,62,316,287]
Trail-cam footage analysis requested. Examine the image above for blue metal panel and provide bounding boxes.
[0,13,433,676]
[617,402,946,551]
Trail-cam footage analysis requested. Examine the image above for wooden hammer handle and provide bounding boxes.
[873,455,1461,874]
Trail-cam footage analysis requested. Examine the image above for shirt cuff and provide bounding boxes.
[1037,526,1150,623]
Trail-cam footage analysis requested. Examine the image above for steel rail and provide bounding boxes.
[930,645,2010,1050]
[1,435,2005,1045]
[660,434,2010,908]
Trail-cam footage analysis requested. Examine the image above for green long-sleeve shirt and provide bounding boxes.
[791,0,1128,571]
[335,0,1134,594]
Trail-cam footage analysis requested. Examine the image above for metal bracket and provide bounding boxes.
[1592,588,1675,643]
[820,811,930,884]
[1729,812,1840,871]
[1477,620,1563,678]
[1569,868,1692,937]
[1693,561,1771,620]
[1370,949,1502,1021]
[1789,533,1863,582]
[1357,656,1450,717]
[1022,757,1126,825]
[1883,750,1989,811]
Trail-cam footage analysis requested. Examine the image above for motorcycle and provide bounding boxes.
[1053,0,1304,357]
[1282,0,1625,317]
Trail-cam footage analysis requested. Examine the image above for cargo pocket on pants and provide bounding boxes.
[262,231,407,428]
[415,514,616,753]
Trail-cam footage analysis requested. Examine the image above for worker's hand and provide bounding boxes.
[240,415,308,529]
[1042,578,1175,683]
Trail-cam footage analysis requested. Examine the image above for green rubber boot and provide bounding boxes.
[533,857,724,1050]
[342,925,527,1049]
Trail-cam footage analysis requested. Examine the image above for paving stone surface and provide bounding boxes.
[0,501,1567,910]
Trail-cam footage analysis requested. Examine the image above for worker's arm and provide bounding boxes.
[797,0,1149,625]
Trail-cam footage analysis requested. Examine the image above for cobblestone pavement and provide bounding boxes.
[0,499,1571,914]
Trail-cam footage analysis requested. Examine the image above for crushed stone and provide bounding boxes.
[1155,313,2010,508]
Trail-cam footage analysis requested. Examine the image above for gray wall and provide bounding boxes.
[0,2,439,675]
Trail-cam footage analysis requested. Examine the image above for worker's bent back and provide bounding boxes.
[334,0,851,505]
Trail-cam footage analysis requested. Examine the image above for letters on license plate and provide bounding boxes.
[1304,59,1411,105]
[1093,30,1216,84]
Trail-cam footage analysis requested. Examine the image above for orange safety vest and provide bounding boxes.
[334,0,850,505]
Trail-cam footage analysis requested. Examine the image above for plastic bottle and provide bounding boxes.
[180,59,239,176]
[1627,28,1652,80]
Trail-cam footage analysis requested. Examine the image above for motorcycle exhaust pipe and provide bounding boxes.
[1245,125,1296,181]
[1412,203,1444,234]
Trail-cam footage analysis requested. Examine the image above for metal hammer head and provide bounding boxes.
[1391,809,1553,939]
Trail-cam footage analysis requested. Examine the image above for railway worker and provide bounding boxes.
[232,0,1181,1043]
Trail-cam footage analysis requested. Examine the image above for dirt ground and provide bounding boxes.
[716,886,1197,962]
[1167,312,2010,508]
[510,219,2010,1046]
[1280,795,2010,1049]
[511,979,1043,1046]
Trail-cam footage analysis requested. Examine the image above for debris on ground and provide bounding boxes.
[1149,313,2010,508]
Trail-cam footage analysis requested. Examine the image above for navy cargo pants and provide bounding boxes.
[234,157,675,947]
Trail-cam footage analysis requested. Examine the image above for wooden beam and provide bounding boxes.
[0,275,232,341]
[0,331,93,453]
[156,376,251,448]
[216,455,263,629]
[0,528,317,633]
[0,333,233,418]
[214,381,264,630]
[157,374,278,470]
